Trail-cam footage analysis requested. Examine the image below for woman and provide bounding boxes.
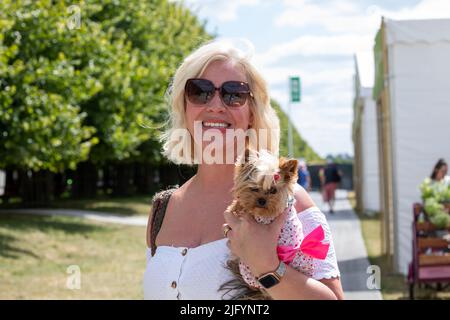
[143,40,344,300]
[430,159,449,186]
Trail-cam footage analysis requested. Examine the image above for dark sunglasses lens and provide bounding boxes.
[186,80,214,104]
[222,82,250,107]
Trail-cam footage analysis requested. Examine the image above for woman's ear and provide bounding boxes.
[248,112,254,128]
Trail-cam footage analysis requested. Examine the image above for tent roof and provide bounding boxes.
[372,17,450,99]
[386,18,450,45]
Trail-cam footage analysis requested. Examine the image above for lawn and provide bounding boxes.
[347,191,450,300]
[1,195,153,216]
[0,213,147,299]
[51,196,153,216]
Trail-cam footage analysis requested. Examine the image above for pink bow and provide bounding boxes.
[277,225,330,263]
[273,173,280,182]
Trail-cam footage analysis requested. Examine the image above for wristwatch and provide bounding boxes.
[257,261,287,289]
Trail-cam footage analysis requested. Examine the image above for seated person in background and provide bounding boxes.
[430,158,449,186]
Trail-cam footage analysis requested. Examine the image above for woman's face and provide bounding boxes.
[436,164,448,181]
[185,60,253,162]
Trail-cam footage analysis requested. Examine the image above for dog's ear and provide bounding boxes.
[279,158,298,181]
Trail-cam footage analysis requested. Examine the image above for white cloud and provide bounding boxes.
[270,85,355,157]
[253,34,373,66]
[381,0,450,20]
[180,0,261,22]
[275,0,450,34]
[275,0,380,35]
[266,0,450,66]
[258,65,353,88]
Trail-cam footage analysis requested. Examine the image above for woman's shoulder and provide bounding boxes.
[152,185,179,203]
[293,184,316,213]
[146,184,182,249]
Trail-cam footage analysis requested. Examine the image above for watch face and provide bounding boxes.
[258,274,279,289]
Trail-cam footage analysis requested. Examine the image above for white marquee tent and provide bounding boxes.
[373,18,450,274]
[353,51,380,215]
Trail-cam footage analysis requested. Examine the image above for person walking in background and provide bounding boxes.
[319,160,342,214]
[430,158,449,186]
[297,159,312,192]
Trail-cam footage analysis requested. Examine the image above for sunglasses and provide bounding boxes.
[185,78,253,107]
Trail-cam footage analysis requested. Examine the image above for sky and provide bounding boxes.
[177,0,450,158]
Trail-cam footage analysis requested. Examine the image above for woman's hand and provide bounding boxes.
[224,206,343,300]
[223,208,288,276]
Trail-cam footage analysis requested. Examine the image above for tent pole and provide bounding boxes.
[380,17,396,272]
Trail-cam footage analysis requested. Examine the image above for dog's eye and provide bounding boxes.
[250,188,259,192]
[269,187,277,194]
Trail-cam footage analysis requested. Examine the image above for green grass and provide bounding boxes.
[0,213,147,299]
[51,196,153,216]
[348,191,450,300]
[1,195,153,216]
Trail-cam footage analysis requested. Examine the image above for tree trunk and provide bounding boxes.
[72,161,98,198]
[112,163,135,197]
[53,172,66,199]
[2,167,20,204]
[101,164,112,196]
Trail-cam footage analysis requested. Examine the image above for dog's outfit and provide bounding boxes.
[239,196,330,289]
[144,185,340,300]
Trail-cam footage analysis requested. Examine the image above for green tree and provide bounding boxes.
[0,0,210,171]
[84,0,211,163]
[271,100,321,162]
[0,0,100,172]
[0,0,210,201]
[325,153,354,164]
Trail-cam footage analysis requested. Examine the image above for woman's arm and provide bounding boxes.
[248,255,338,300]
[293,186,344,299]
[224,186,344,300]
[320,278,345,300]
[247,245,344,299]
[224,210,343,300]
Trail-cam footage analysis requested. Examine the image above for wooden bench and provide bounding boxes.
[407,203,450,299]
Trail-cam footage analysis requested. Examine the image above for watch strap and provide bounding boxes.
[275,260,287,277]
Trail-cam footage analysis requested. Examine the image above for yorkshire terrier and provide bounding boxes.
[220,149,329,299]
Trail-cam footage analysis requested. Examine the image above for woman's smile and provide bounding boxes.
[201,119,233,134]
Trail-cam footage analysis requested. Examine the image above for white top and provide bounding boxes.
[443,175,450,187]
[143,204,340,300]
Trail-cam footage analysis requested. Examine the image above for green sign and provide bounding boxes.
[290,76,301,103]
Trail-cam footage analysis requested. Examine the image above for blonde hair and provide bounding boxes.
[160,39,280,165]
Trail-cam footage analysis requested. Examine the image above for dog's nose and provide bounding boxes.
[257,198,266,207]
